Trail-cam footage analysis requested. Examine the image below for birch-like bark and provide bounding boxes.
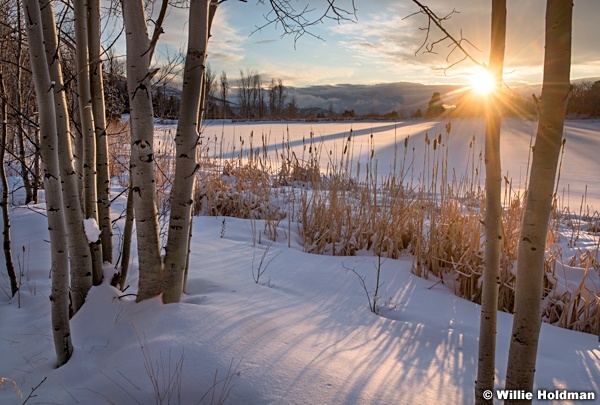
[121,0,162,301]
[505,0,572,400]
[15,4,33,205]
[162,0,212,303]
[185,1,217,287]
[40,0,93,314]
[72,95,84,206]
[15,3,37,204]
[118,184,134,290]
[475,2,506,404]
[88,0,112,264]
[23,0,73,366]
[32,123,40,202]
[0,71,18,297]
[74,0,103,285]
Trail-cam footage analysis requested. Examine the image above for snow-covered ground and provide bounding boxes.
[1,118,599,404]
[200,118,600,210]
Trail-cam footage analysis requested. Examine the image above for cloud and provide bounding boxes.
[133,1,600,90]
[331,1,600,84]
[210,9,248,65]
[331,2,490,70]
[253,39,279,45]
[157,5,248,66]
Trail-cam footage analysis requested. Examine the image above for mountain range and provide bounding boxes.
[286,77,600,116]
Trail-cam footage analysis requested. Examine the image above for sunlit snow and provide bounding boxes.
[1,119,599,404]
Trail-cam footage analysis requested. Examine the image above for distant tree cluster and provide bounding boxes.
[425,92,446,117]
[236,69,290,120]
[566,81,600,117]
[146,67,294,121]
[102,50,129,121]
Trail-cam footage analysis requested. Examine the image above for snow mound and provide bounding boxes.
[83,218,101,243]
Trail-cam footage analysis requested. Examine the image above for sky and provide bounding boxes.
[150,0,600,88]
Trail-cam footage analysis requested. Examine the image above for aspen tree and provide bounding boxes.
[39,0,93,314]
[121,0,163,301]
[15,4,33,205]
[88,0,113,263]
[475,1,506,404]
[505,0,572,400]
[23,0,73,366]
[0,71,18,297]
[163,0,214,303]
[74,0,103,285]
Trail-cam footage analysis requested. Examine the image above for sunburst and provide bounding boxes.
[470,70,496,95]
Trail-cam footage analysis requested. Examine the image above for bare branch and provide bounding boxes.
[148,0,169,62]
[407,0,485,72]
[247,0,357,45]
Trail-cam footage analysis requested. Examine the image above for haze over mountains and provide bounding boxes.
[287,82,459,116]
[284,78,600,116]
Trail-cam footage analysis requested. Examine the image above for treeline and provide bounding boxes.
[112,67,600,122]
[566,81,600,117]
[148,67,296,121]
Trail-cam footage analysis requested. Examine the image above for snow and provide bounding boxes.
[199,118,600,210]
[1,119,600,404]
[83,217,102,244]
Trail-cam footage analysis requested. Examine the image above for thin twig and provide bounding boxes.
[407,0,485,73]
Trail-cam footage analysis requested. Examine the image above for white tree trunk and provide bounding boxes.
[505,0,572,400]
[118,184,135,290]
[88,0,112,264]
[72,95,85,206]
[23,0,73,366]
[121,0,163,301]
[162,0,212,304]
[74,0,103,285]
[0,71,18,297]
[15,4,33,205]
[475,1,506,404]
[40,0,93,314]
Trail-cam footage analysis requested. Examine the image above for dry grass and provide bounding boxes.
[107,120,131,185]
[108,119,599,336]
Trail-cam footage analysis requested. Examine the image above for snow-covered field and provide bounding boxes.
[200,118,600,210]
[1,119,600,404]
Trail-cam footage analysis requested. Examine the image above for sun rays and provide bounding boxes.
[470,70,496,95]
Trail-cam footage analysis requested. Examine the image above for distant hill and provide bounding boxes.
[287,82,462,116]
[148,77,600,119]
[287,77,600,116]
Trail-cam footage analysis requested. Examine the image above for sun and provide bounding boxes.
[470,70,496,95]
